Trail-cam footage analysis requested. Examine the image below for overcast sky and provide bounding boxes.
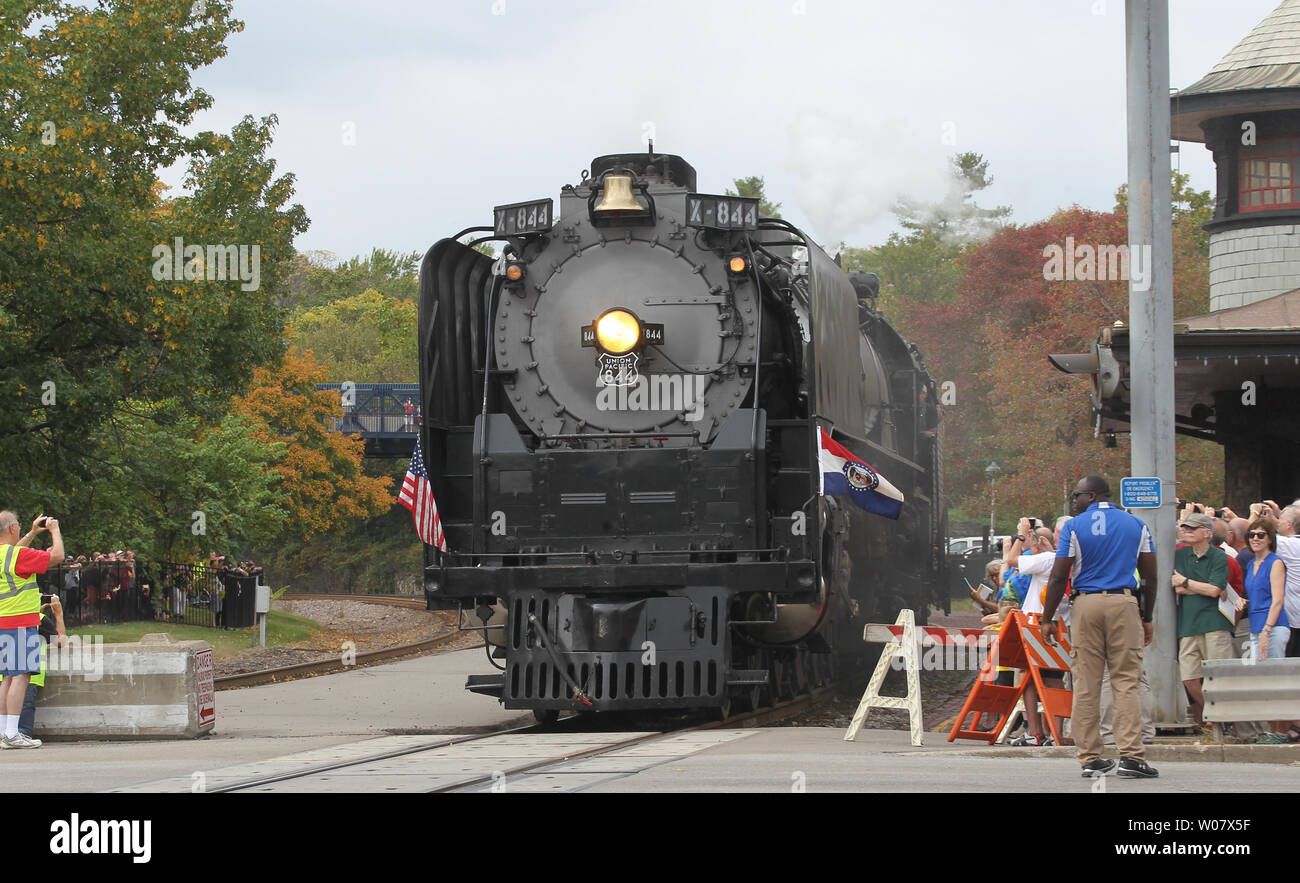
[171,0,1281,260]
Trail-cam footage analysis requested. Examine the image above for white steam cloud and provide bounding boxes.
[785,110,952,247]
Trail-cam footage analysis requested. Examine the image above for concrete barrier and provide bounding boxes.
[35,633,216,740]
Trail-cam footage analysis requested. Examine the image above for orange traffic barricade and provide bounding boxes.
[947,610,1073,745]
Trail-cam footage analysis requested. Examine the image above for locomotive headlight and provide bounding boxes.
[595,309,641,355]
[728,255,748,274]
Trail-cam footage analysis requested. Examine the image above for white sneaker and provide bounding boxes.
[1,733,42,749]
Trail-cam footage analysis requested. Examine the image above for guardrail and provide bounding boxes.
[1203,657,1300,723]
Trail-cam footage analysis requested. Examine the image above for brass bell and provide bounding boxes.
[594,174,643,212]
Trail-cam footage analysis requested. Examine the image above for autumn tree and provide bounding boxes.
[230,352,393,538]
[0,0,308,513]
[907,179,1220,526]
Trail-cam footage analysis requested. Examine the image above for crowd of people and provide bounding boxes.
[967,493,1300,753]
[36,549,264,628]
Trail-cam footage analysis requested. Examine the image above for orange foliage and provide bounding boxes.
[231,351,393,537]
[899,206,1223,524]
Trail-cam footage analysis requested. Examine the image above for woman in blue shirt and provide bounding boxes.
[1236,516,1296,742]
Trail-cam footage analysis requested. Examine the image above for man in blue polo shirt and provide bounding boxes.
[1042,475,1158,779]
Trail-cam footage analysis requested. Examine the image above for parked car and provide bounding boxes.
[947,536,1009,556]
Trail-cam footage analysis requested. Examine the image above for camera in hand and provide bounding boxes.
[36,516,50,528]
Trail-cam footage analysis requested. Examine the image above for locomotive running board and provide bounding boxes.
[466,674,505,697]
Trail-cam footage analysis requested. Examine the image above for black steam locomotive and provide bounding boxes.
[418,152,945,718]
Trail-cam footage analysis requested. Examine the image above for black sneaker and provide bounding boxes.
[1080,758,1116,777]
[1117,758,1159,778]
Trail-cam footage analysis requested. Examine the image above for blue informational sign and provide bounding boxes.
[1120,477,1162,509]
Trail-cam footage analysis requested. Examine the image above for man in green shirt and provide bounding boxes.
[1172,513,1233,729]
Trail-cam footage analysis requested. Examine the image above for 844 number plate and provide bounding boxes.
[494,199,553,236]
[686,193,760,230]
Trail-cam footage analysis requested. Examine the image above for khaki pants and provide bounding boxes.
[1070,592,1145,764]
[1099,666,1155,744]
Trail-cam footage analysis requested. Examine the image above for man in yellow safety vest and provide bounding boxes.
[0,511,64,749]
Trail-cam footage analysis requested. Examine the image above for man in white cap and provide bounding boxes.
[1172,511,1232,730]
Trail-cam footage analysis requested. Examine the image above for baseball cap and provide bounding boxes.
[1179,513,1214,531]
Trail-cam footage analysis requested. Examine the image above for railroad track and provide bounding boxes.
[215,630,465,689]
[280,592,427,609]
[203,688,831,794]
[215,593,460,690]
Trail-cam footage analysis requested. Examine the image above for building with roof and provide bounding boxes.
[1058,0,1300,507]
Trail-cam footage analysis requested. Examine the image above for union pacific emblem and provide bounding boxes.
[597,353,639,388]
[844,461,879,491]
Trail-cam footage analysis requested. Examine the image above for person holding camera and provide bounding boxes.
[1005,517,1066,746]
[0,511,63,749]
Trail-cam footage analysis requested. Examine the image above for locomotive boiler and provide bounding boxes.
[418,151,946,718]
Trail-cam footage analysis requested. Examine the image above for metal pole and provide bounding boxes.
[1125,0,1180,724]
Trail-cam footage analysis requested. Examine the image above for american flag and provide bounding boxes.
[398,438,447,552]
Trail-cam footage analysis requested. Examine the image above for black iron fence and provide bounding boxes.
[36,561,263,630]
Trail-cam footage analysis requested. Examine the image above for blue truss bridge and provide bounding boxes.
[316,382,419,458]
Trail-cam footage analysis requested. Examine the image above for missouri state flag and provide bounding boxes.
[818,428,904,519]
[398,438,448,552]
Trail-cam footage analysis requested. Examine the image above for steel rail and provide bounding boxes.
[429,687,831,792]
[208,688,831,793]
[281,593,426,609]
[205,721,544,793]
[214,630,464,690]
[215,594,458,689]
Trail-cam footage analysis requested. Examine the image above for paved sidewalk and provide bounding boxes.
[587,727,1300,792]
[0,647,526,793]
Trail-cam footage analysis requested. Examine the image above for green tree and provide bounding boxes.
[725,176,782,219]
[84,410,288,561]
[0,0,308,511]
[280,248,421,314]
[893,152,1011,242]
[842,152,1008,317]
[289,290,418,382]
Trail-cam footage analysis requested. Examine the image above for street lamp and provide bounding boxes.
[985,461,1002,538]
